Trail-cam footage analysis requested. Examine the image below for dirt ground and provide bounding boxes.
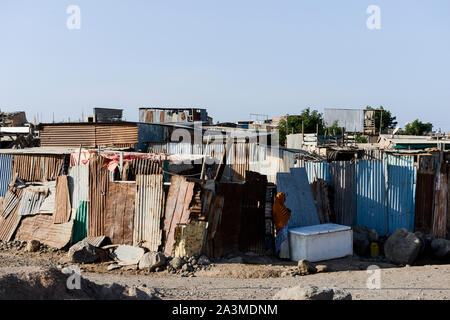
[1,248,449,300]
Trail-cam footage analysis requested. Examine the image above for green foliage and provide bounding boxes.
[401,119,433,136]
[324,121,343,136]
[356,134,368,143]
[278,108,324,145]
[366,106,398,131]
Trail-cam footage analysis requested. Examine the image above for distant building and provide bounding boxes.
[324,108,376,134]
[139,107,209,124]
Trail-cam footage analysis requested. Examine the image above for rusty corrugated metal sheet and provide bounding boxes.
[330,161,356,226]
[82,235,107,247]
[0,187,23,241]
[239,171,267,254]
[0,154,12,197]
[88,156,109,236]
[53,175,72,224]
[203,194,224,257]
[40,123,138,148]
[414,156,436,233]
[105,182,136,245]
[134,175,164,250]
[433,162,448,238]
[163,175,194,256]
[12,154,65,182]
[15,214,73,249]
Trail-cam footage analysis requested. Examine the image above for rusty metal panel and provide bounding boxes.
[203,194,224,258]
[239,171,267,254]
[433,162,448,238]
[88,156,109,236]
[68,165,89,209]
[214,183,244,257]
[163,175,194,256]
[0,154,12,197]
[12,154,65,182]
[40,123,138,148]
[53,175,72,224]
[414,156,437,233]
[15,214,74,249]
[330,161,356,226]
[105,182,136,245]
[0,188,23,241]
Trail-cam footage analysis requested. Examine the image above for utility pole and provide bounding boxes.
[379,108,383,134]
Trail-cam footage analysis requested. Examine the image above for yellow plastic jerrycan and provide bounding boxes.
[370,242,379,258]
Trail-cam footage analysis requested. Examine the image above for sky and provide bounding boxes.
[0,1,449,130]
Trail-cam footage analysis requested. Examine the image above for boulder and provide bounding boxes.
[431,239,450,259]
[353,225,378,256]
[273,285,352,300]
[384,228,422,265]
[297,259,316,275]
[112,245,145,266]
[169,257,184,270]
[67,241,99,263]
[414,231,427,256]
[26,240,41,252]
[138,252,166,271]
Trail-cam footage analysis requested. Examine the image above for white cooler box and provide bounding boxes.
[288,223,353,262]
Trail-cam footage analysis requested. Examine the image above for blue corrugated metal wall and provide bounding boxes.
[356,160,388,235]
[386,155,416,234]
[305,161,331,184]
[0,155,12,197]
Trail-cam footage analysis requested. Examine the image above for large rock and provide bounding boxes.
[169,257,184,270]
[353,225,378,256]
[273,285,352,300]
[384,228,422,265]
[112,245,145,266]
[67,241,99,263]
[431,239,450,259]
[297,259,316,275]
[138,252,166,271]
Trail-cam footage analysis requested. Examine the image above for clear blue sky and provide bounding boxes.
[1,1,449,130]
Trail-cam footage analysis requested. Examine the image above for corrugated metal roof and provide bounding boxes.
[0,154,12,197]
[72,201,88,243]
[135,174,165,251]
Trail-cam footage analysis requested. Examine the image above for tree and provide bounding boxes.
[278,108,324,146]
[366,106,398,131]
[401,119,433,136]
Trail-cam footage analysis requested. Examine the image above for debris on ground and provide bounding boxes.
[0,267,160,300]
[353,225,378,257]
[26,240,41,253]
[384,228,422,265]
[273,285,352,300]
[67,241,99,264]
